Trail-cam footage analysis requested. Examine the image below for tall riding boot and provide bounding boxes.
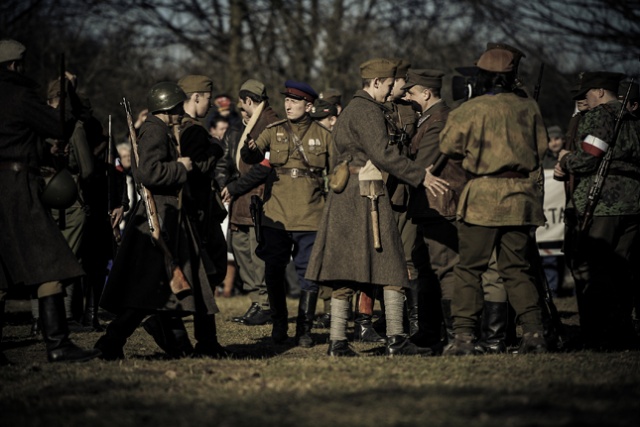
[475,301,508,354]
[142,314,194,358]
[354,289,386,343]
[441,299,454,344]
[0,300,10,366]
[384,289,432,356]
[193,313,232,358]
[82,276,104,332]
[405,287,420,338]
[39,294,101,362]
[265,264,288,344]
[295,290,318,348]
[95,309,146,360]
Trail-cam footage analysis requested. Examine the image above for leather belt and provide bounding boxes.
[276,167,322,178]
[471,170,527,179]
[0,161,40,175]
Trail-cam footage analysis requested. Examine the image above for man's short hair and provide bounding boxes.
[239,90,265,104]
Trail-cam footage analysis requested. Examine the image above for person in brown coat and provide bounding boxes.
[0,39,99,363]
[305,58,433,357]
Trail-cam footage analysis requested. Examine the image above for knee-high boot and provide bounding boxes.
[94,308,146,360]
[295,290,318,348]
[265,263,288,343]
[142,314,193,358]
[354,289,385,343]
[193,313,232,358]
[384,289,433,356]
[39,294,101,362]
[475,301,508,354]
[82,274,104,331]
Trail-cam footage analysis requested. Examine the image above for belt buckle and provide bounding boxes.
[290,168,299,178]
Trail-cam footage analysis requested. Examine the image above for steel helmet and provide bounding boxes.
[40,169,78,209]
[147,82,187,114]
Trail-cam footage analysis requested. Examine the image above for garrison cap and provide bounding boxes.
[476,48,515,73]
[309,98,338,119]
[178,75,213,94]
[618,80,640,102]
[485,42,525,67]
[240,78,267,98]
[572,71,625,100]
[360,58,397,79]
[280,80,318,103]
[547,125,563,139]
[0,39,26,63]
[394,59,412,79]
[319,88,342,106]
[401,69,445,90]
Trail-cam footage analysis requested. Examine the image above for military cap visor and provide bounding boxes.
[0,39,26,63]
[572,71,625,100]
[401,69,445,90]
[280,80,318,103]
[309,99,338,119]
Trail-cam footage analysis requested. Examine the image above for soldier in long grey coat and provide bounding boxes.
[305,58,432,357]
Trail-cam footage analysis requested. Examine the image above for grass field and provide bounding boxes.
[1,295,639,427]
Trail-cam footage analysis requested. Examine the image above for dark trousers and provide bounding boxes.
[452,222,542,334]
[567,215,639,346]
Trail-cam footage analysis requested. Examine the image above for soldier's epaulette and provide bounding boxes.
[266,119,288,129]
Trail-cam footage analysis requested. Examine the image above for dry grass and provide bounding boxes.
[1,295,639,427]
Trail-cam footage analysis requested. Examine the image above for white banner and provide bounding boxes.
[536,169,566,256]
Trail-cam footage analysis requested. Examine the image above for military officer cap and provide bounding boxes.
[485,42,525,68]
[618,80,640,103]
[0,39,26,63]
[360,58,397,79]
[280,80,318,103]
[178,75,213,94]
[319,88,342,106]
[572,71,625,100]
[476,48,515,73]
[309,98,338,119]
[394,59,412,79]
[401,69,445,90]
[240,78,267,98]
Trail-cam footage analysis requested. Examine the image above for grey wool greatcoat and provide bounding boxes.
[100,115,218,315]
[305,90,425,287]
[0,69,84,290]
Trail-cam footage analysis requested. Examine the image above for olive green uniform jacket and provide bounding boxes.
[439,93,547,227]
[241,115,333,231]
[305,90,425,287]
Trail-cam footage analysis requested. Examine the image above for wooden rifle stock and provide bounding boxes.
[122,98,190,295]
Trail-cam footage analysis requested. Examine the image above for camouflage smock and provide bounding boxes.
[560,100,640,216]
[439,92,547,227]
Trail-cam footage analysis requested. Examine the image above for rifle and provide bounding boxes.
[106,115,122,244]
[250,195,263,244]
[533,63,544,102]
[580,78,634,232]
[122,97,191,295]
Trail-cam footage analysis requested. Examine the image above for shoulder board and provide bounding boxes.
[266,119,288,129]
